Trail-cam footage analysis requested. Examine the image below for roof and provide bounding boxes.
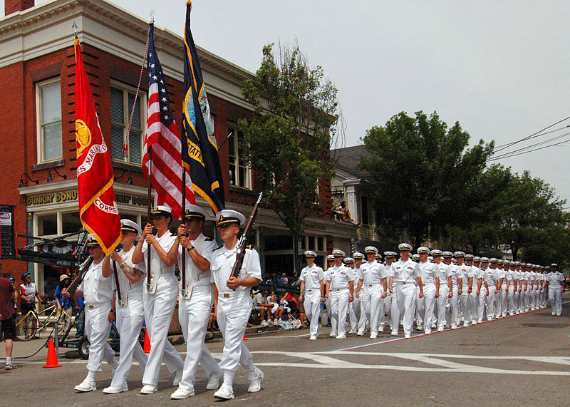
[331,145,369,178]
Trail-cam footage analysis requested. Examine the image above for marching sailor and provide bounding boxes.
[416,247,438,335]
[546,263,564,317]
[432,250,450,331]
[477,257,490,323]
[384,251,397,331]
[103,220,147,394]
[348,253,364,334]
[485,259,499,320]
[326,249,355,339]
[390,243,422,339]
[466,254,480,325]
[169,205,222,399]
[356,246,388,338]
[132,205,184,394]
[444,251,459,329]
[210,209,264,400]
[73,236,117,393]
[496,260,507,318]
[299,250,325,340]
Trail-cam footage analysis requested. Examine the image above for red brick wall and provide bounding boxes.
[0,41,335,282]
[4,0,34,16]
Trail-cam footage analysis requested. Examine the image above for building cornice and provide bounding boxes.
[0,0,255,110]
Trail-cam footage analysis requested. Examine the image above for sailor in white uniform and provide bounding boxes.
[73,236,116,393]
[132,205,184,394]
[356,247,388,338]
[432,250,450,331]
[169,205,222,399]
[210,209,264,401]
[416,247,438,335]
[103,220,147,394]
[390,243,422,338]
[299,251,325,340]
[546,263,564,316]
[326,249,355,339]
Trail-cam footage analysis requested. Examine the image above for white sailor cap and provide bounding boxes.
[465,254,474,260]
[442,251,453,258]
[121,219,141,235]
[398,243,412,252]
[304,250,317,258]
[216,209,246,227]
[417,247,430,255]
[353,252,364,259]
[364,246,378,254]
[384,251,397,257]
[489,258,498,263]
[550,263,559,268]
[326,254,335,261]
[343,257,354,264]
[184,204,208,220]
[430,249,442,257]
[412,254,420,261]
[86,235,100,248]
[453,251,465,258]
[332,249,345,258]
[375,253,383,260]
[473,256,481,262]
[480,257,489,262]
[151,204,172,217]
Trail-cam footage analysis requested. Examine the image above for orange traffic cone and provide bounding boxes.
[143,329,151,353]
[43,337,61,368]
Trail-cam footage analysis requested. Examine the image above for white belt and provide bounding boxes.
[332,288,349,291]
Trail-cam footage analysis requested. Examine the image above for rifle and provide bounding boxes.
[230,192,263,282]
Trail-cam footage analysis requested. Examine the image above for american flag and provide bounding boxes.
[142,23,195,218]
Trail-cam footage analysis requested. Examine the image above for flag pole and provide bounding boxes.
[181,140,187,298]
[145,21,154,290]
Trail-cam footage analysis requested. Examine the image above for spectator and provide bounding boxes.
[55,274,72,314]
[334,201,354,223]
[0,275,17,370]
[19,272,41,315]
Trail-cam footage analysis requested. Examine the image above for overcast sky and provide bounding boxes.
[6,1,570,204]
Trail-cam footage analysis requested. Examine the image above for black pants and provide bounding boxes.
[0,316,16,341]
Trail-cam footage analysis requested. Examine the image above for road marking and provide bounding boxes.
[250,350,570,376]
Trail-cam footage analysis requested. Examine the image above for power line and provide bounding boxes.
[490,137,570,161]
[490,131,570,161]
[493,116,570,153]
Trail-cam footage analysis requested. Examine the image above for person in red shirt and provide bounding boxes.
[0,275,17,370]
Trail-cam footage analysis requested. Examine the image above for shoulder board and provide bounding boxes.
[205,237,213,241]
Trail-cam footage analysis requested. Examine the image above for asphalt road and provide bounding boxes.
[1,297,569,407]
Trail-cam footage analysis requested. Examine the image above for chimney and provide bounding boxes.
[5,0,35,16]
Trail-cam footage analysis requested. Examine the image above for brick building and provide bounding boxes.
[0,0,355,296]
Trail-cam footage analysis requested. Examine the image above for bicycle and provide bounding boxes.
[16,302,72,341]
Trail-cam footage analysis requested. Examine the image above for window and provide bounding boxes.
[62,212,82,234]
[111,84,145,165]
[228,126,252,189]
[37,214,57,236]
[37,78,62,163]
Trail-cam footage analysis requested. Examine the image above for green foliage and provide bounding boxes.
[361,111,570,267]
[239,44,339,273]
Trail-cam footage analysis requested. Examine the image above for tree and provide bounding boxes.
[239,44,339,275]
[360,111,493,246]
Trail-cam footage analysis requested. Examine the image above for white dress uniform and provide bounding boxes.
[485,267,498,320]
[141,231,184,389]
[455,264,471,326]
[390,259,420,337]
[416,260,437,334]
[505,269,515,316]
[211,246,263,391]
[436,263,450,330]
[358,260,387,337]
[527,271,535,311]
[477,266,488,322]
[447,264,460,328]
[80,258,115,382]
[175,234,221,396]
[521,271,529,312]
[299,264,324,338]
[327,265,354,338]
[496,268,507,318]
[540,273,548,308]
[547,271,564,316]
[349,266,363,334]
[513,269,521,314]
[468,266,480,325]
[108,246,147,391]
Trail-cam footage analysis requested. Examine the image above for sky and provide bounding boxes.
[5,1,570,204]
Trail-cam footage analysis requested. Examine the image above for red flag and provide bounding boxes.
[74,38,121,255]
